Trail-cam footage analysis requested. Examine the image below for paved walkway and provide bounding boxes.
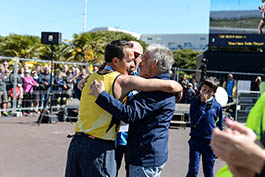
[0,116,225,177]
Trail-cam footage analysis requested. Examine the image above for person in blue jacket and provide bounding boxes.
[186,77,223,177]
[89,43,182,177]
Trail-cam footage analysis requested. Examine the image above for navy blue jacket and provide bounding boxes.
[189,96,223,139]
[95,73,175,167]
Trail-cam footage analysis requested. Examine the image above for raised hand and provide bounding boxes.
[88,80,105,97]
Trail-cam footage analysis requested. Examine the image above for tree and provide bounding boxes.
[67,31,147,63]
[0,32,148,65]
[173,49,201,69]
[0,34,42,58]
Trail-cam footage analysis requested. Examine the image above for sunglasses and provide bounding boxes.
[134,52,143,59]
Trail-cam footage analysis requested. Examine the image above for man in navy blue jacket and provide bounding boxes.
[186,77,223,177]
[89,44,182,177]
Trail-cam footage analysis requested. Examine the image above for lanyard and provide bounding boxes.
[104,65,114,71]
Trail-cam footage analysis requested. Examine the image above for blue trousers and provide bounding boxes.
[186,137,215,177]
[65,134,116,177]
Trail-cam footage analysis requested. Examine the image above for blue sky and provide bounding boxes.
[211,0,260,11]
[1,0,212,40]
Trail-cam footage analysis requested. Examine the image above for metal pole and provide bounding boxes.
[12,57,18,112]
[49,45,55,113]
[176,68,180,82]
[173,67,177,80]
[83,0,87,32]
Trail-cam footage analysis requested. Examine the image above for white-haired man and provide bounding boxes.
[65,41,182,177]
[90,44,180,177]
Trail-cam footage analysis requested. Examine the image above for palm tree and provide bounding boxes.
[0,34,42,58]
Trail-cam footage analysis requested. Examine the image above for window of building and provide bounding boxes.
[200,37,206,40]
[184,42,192,48]
[168,42,177,50]
[147,37,153,40]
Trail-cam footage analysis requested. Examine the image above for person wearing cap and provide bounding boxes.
[89,43,182,177]
[22,69,39,116]
[114,41,143,177]
[64,40,181,177]
[72,41,144,177]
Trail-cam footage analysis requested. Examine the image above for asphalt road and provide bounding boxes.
[0,116,225,177]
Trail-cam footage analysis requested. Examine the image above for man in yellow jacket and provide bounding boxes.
[64,40,182,177]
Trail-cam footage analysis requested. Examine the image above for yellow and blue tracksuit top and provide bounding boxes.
[217,92,265,177]
[74,71,120,141]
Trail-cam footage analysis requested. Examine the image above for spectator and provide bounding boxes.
[8,67,23,110]
[54,71,67,107]
[75,68,88,82]
[3,69,10,95]
[63,70,74,104]
[35,65,43,107]
[62,65,69,77]
[35,65,43,75]
[0,70,8,116]
[32,70,41,113]
[191,78,199,93]
[18,67,25,78]
[186,77,223,177]
[181,74,190,103]
[3,61,9,73]
[39,67,51,108]
[222,73,237,118]
[186,83,196,103]
[222,73,237,103]
[22,69,39,116]
[254,76,262,91]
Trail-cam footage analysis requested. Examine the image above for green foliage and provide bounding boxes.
[0,31,149,64]
[68,31,147,63]
[210,17,260,29]
[0,34,42,58]
[173,49,201,69]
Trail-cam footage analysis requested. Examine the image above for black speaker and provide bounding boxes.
[41,32,62,45]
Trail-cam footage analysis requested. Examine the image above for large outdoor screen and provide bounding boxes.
[209,0,265,47]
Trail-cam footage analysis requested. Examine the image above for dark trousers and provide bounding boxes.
[65,134,116,177]
[186,137,215,177]
[115,145,129,177]
[22,92,33,112]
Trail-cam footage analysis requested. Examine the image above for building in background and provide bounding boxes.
[140,34,208,51]
[89,27,208,51]
[89,27,141,39]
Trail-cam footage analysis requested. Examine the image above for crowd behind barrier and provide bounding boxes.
[0,56,263,118]
[0,56,96,117]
